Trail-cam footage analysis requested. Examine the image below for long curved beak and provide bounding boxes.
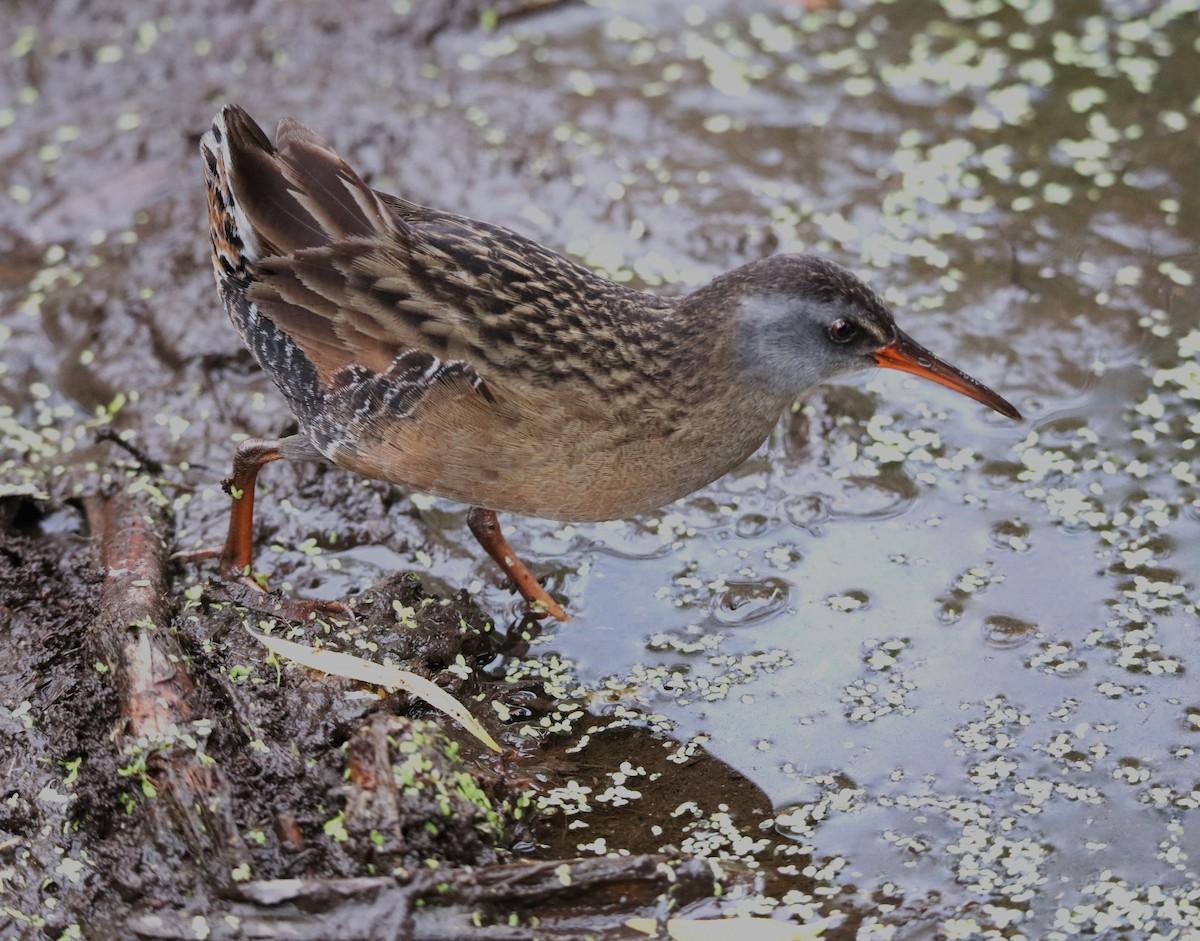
[872,330,1021,420]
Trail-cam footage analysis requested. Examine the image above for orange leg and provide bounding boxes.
[467,507,569,621]
[176,437,350,622]
[218,438,283,578]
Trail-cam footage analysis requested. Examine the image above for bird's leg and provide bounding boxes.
[466,507,569,621]
[218,437,284,578]
[172,437,282,568]
[177,436,351,622]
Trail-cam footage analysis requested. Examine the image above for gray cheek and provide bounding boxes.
[734,305,830,396]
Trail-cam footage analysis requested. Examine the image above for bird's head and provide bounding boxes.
[717,254,1021,420]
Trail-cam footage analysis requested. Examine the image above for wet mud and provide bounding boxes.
[1,486,725,938]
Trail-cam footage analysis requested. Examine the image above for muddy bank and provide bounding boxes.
[1,481,743,937]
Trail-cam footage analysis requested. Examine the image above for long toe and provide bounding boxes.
[205,577,355,624]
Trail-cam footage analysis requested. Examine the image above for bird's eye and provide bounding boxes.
[828,319,859,344]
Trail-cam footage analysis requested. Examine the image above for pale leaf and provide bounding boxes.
[249,629,501,752]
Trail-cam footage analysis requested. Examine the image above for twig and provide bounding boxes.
[495,0,576,25]
[94,427,165,475]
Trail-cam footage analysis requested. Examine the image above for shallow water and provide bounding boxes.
[2,0,1198,936]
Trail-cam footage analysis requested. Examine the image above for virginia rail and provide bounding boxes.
[198,105,1020,621]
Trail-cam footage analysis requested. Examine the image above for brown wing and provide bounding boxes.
[213,104,679,388]
[207,106,419,387]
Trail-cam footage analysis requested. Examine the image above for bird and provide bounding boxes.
[197,104,1020,622]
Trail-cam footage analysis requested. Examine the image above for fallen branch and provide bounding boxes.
[85,481,245,884]
[123,856,716,939]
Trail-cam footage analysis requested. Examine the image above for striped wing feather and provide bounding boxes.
[216,106,675,409]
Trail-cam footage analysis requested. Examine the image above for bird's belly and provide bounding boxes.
[319,402,779,523]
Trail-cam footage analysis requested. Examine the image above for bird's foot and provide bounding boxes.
[176,547,352,622]
[203,575,354,623]
[520,586,569,622]
[466,507,570,621]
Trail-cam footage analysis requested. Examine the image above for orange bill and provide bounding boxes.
[872,330,1021,420]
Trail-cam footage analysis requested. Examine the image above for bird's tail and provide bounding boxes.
[200,104,395,284]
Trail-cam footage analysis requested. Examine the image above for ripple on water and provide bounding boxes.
[938,602,963,625]
[710,576,791,627]
[771,773,865,843]
[990,519,1032,552]
[782,493,832,534]
[980,459,1026,490]
[827,474,919,522]
[734,511,775,538]
[981,615,1040,649]
[591,520,679,562]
